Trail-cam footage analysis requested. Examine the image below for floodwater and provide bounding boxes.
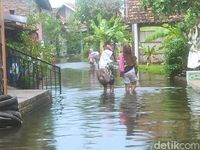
[1,62,200,150]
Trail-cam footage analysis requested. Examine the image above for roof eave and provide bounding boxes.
[35,0,52,11]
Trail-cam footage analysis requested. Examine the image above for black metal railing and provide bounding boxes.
[7,47,62,94]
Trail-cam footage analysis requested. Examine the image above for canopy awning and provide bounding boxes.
[4,14,27,24]
[0,14,27,30]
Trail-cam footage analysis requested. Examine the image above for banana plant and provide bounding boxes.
[140,45,157,65]
[144,24,187,48]
[143,24,189,75]
[89,15,132,53]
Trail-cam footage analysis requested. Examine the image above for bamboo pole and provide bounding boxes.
[0,0,7,95]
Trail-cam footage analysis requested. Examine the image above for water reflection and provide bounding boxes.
[120,93,138,136]
[89,68,98,90]
[99,93,115,112]
[138,87,192,142]
[0,103,56,150]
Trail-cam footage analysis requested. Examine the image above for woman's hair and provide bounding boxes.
[123,44,137,66]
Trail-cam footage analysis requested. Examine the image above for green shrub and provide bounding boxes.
[164,38,189,76]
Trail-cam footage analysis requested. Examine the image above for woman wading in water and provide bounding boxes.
[97,42,115,93]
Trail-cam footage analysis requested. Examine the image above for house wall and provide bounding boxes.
[3,0,33,16]
[57,6,74,22]
[57,7,65,18]
[64,7,73,21]
[3,0,44,41]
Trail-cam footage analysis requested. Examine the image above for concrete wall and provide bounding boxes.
[139,30,164,64]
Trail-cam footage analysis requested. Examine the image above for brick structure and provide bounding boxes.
[3,0,32,16]
[3,0,51,16]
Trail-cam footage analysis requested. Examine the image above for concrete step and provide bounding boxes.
[8,89,52,114]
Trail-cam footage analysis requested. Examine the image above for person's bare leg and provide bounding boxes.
[110,84,114,93]
[125,84,129,93]
[104,85,107,93]
[130,81,137,95]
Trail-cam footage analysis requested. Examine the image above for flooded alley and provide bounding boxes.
[0,62,200,150]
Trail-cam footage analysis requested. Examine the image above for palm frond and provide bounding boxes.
[144,27,170,42]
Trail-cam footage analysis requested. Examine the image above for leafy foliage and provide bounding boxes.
[26,13,40,30]
[164,38,189,76]
[143,23,189,76]
[92,16,128,42]
[88,15,132,52]
[41,12,63,54]
[75,0,123,27]
[141,0,200,30]
[62,15,83,54]
[65,0,127,56]
[145,24,187,45]
[7,13,56,63]
[155,24,189,76]
[140,45,158,65]
[141,0,200,16]
[140,0,199,76]
[144,26,170,43]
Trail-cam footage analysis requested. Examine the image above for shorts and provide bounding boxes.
[124,68,137,84]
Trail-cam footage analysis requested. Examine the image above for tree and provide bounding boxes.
[65,0,128,56]
[141,0,200,31]
[140,45,157,65]
[87,15,132,53]
[141,0,200,16]
[7,12,56,63]
[62,15,83,54]
[40,12,63,56]
[75,0,123,30]
[141,0,200,76]
[143,24,189,76]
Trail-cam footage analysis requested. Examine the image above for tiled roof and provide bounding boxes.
[126,0,183,24]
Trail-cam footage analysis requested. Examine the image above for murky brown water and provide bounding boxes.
[0,62,200,150]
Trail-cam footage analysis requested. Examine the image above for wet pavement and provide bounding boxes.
[0,62,200,150]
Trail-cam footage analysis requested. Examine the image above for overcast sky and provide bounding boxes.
[49,0,75,8]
